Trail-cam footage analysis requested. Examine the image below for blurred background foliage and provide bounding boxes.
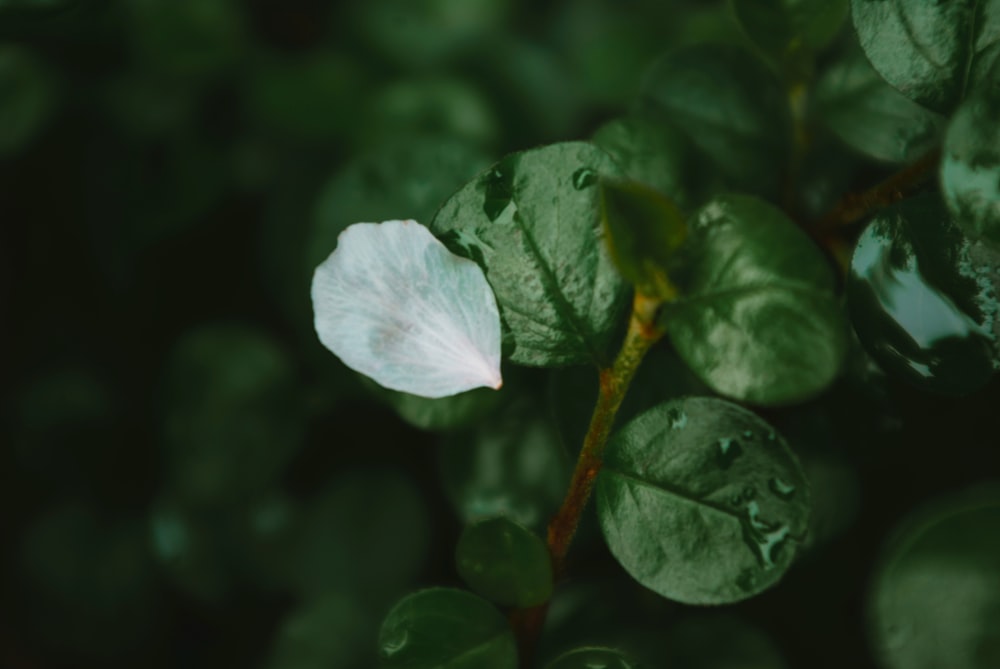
[1,1,998,668]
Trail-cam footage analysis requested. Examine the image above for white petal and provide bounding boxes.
[311,219,503,398]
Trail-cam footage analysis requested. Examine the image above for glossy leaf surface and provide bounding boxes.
[868,486,1000,669]
[851,0,1000,113]
[639,45,791,198]
[847,194,1000,395]
[815,43,945,163]
[597,397,811,604]
[731,0,848,64]
[941,65,1000,247]
[599,178,686,299]
[455,517,553,607]
[545,647,641,669]
[663,195,848,405]
[432,142,627,367]
[378,588,517,669]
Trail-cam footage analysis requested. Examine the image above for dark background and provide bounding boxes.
[2,1,999,668]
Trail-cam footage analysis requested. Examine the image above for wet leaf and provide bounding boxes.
[431,142,628,367]
[815,42,945,164]
[377,588,517,669]
[455,516,553,608]
[847,194,1000,395]
[596,397,811,605]
[868,486,1000,669]
[544,646,641,669]
[663,194,849,405]
[639,45,791,198]
[850,0,1000,113]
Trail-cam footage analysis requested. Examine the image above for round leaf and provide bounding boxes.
[378,588,517,669]
[431,142,628,367]
[456,517,553,608]
[639,45,791,198]
[545,647,641,669]
[663,194,849,406]
[847,194,1000,395]
[851,0,1000,113]
[815,43,945,164]
[596,397,811,605]
[941,65,1000,247]
[868,486,1000,669]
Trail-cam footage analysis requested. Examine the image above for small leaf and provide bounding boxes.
[941,64,1000,248]
[851,0,1000,113]
[847,194,1000,395]
[378,588,517,669]
[639,45,791,198]
[815,42,945,164]
[599,178,686,300]
[868,486,1000,669]
[731,0,849,65]
[544,646,642,669]
[596,397,811,605]
[663,194,848,405]
[438,398,571,532]
[312,220,503,398]
[431,142,628,367]
[455,517,553,608]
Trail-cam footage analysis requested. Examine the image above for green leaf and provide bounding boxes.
[815,42,945,164]
[941,65,1000,247]
[639,45,791,198]
[431,142,628,367]
[596,397,811,605]
[0,45,56,156]
[365,379,509,432]
[731,0,849,65]
[160,325,304,506]
[850,0,1000,113]
[455,517,553,608]
[378,588,518,669]
[663,194,849,406]
[847,194,1000,395]
[288,471,429,606]
[592,114,717,211]
[544,647,641,669]
[438,398,571,532]
[868,486,1000,669]
[264,595,376,669]
[599,178,686,300]
[663,614,789,669]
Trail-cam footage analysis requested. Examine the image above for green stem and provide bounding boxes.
[546,291,665,577]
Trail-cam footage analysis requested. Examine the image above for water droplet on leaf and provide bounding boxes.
[571,166,597,190]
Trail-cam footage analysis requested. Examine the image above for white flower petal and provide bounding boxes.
[311,219,503,398]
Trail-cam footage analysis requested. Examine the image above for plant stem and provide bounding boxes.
[546,291,665,577]
[814,148,941,235]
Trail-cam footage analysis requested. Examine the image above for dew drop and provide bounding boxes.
[571,166,597,190]
[380,629,409,657]
[716,438,743,470]
[740,500,791,569]
[736,568,758,592]
[667,407,687,430]
[742,430,754,439]
[481,163,514,222]
[768,477,797,500]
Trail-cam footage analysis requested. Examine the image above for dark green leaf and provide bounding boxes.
[431,142,628,367]
[663,614,789,669]
[731,0,848,65]
[850,0,1000,113]
[599,178,686,300]
[815,42,945,163]
[847,194,1000,395]
[161,325,304,506]
[544,647,641,669]
[289,470,430,606]
[378,588,517,669]
[0,45,56,156]
[592,114,717,211]
[265,595,376,669]
[367,382,509,432]
[596,397,811,605]
[941,65,1000,247]
[455,517,553,608]
[663,194,849,405]
[438,398,571,532]
[868,486,1000,669]
[639,45,791,198]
